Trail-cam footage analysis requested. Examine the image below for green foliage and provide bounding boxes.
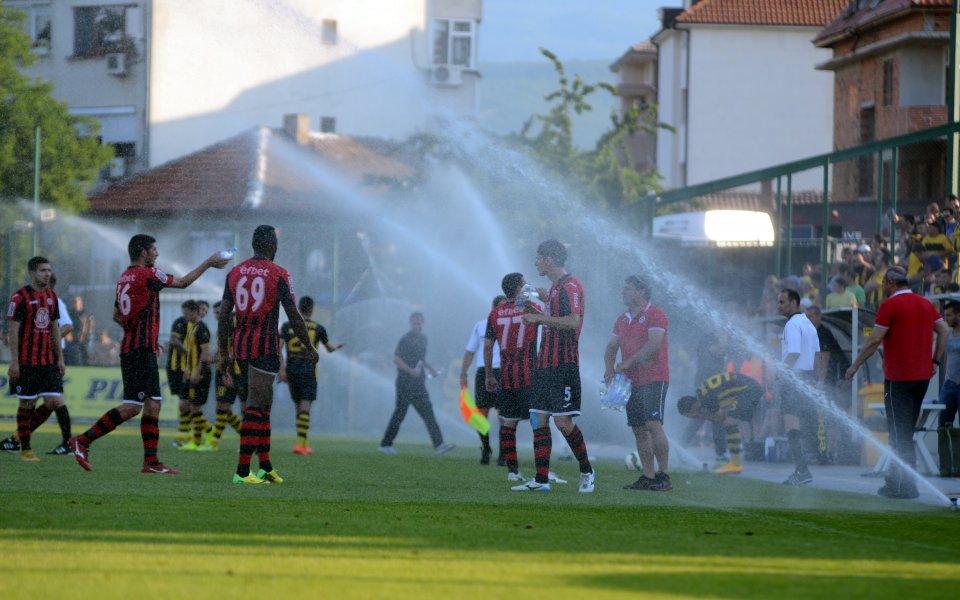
[512,48,668,214]
[0,5,113,212]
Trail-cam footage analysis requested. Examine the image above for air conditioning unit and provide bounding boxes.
[106,53,127,76]
[108,157,126,179]
[431,65,463,87]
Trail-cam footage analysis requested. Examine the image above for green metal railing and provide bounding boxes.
[651,121,960,277]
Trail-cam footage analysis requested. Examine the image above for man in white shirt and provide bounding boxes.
[778,288,820,486]
[460,295,506,465]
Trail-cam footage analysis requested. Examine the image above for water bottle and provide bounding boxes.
[600,373,631,411]
[218,246,238,260]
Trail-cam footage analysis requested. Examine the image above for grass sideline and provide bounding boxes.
[1,427,959,599]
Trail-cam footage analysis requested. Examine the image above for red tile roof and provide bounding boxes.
[815,0,952,45]
[676,0,848,27]
[88,128,414,216]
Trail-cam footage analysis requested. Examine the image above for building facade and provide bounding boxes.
[653,0,845,189]
[814,0,952,204]
[8,0,481,178]
[610,42,658,173]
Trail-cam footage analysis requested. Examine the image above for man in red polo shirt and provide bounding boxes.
[604,276,671,491]
[846,266,949,499]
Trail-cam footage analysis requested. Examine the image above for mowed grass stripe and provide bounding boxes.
[1,429,959,598]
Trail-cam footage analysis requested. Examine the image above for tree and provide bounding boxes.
[0,5,113,212]
[513,48,668,217]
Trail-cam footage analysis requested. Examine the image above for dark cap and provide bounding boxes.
[883,267,909,285]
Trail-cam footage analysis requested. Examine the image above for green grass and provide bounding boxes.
[2,426,959,599]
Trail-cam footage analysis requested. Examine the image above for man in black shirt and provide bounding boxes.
[379,312,454,455]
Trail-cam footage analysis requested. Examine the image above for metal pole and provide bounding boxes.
[775,177,782,277]
[876,150,885,236]
[891,146,899,255]
[947,0,959,196]
[786,173,793,275]
[32,125,41,256]
[821,159,830,281]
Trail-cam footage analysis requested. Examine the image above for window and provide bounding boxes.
[320,116,336,133]
[882,59,894,106]
[25,5,52,52]
[433,19,475,68]
[321,19,337,45]
[74,6,129,57]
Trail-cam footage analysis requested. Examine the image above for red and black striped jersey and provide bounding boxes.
[6,286,60,366]
[116,266,172,355]
[486,302,540,389]
[223,258,294,360]
[538,274,585,369]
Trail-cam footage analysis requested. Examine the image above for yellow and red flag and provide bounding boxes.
[459,386,490,435]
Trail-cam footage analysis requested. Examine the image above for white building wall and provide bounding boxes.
[655,30,687,188]
[10,1,149,175]
[656,25,834,190]
[150,0,480,167]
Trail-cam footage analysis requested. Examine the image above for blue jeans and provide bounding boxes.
[941,379,960,428]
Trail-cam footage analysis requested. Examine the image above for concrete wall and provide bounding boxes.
[149,0,480,166]
[685,26,834,187]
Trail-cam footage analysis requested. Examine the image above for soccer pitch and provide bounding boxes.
[1,427,958,599]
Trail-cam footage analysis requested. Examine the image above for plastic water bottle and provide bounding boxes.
[600,373,631,411]
[517,284,539,309]
[218,246,238,260]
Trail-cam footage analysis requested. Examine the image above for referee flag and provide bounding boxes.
[459,386,490,435]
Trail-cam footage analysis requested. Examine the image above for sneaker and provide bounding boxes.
[20,449,40,462]
[178,441,201,451]
[548,471,568,484]
[512,480,550,492]
[142,463,181,474]
[624,475,655,490]
[877,481,919,499]
[293,444,310,456]
[47,443,73,456]
[1,436,21,452]
[714,463,743,475]
[257,468,284,484]
[496,455,506,467]
[507,471,526,482]
[650,471,672,491]
[377,445,396,456]
[69,437,91,471]
[480,446,491,465]
[434,442,455,455]
[783,468,813,486]
[578,469,597,493]
[233,473,265,484]
[205,438,220,451]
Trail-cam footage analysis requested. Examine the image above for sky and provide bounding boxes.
[478,0,665,64]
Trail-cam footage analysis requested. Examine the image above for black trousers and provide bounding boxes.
[381,385,443,448]
[884,378,930,471]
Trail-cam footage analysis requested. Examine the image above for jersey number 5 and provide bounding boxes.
[235,276,265,313]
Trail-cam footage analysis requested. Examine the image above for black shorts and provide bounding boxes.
[627,381,668,427]
[727,388,762,423]
[532,364,581,416]
[498,386,532,421]
[286,361,317,402]
[166,368,183,396]
[474,367,501,410]
[216,370,238,405]
[187,369,213,406]
[9,364,62,399]
[121,349,162,404]
[779,371,816,417]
